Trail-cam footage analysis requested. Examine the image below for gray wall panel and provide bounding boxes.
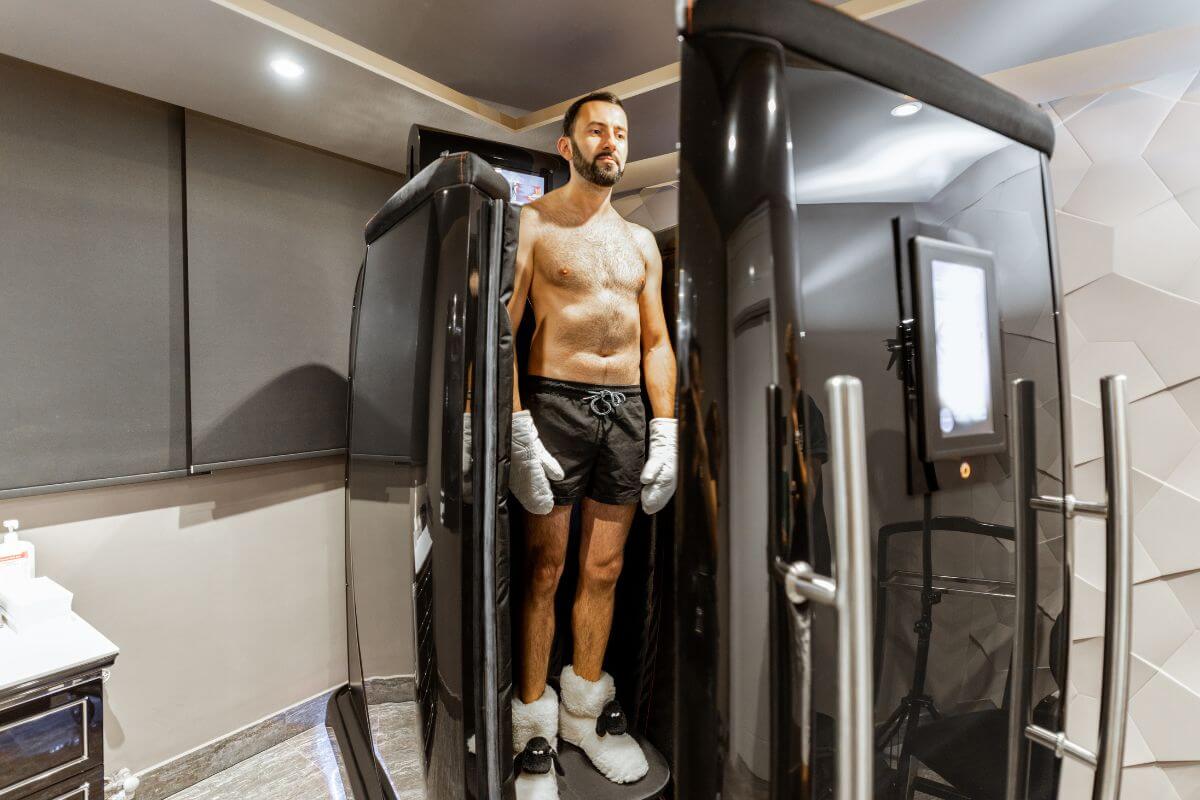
[184,113,402,467]
[0,56,187,492]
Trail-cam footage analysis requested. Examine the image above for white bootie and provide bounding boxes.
[559,665,649,784]
[513,686,561,800]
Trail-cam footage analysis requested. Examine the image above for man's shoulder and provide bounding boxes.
[619,215,658,254]
[517,199,549,240]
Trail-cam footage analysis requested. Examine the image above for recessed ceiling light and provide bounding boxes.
[891,100,923,118]
[270,58,304,79]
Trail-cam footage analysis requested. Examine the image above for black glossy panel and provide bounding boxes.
[347,166,510,798]
[678,30,1067,800]
[352,205,437,463]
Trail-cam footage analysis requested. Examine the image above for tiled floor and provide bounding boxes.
[163,725,353,800]
[368,702,425,799]
[163,702,425,800]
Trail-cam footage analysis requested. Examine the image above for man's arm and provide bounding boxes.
[508,207,537,412]
[637,229,676,419]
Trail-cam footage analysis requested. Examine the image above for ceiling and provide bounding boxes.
[270,0,678,111]
[3,0,1200,188]
[875,0,1200,77]
[784,67,1011,204]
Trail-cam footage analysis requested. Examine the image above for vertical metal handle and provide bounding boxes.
[1005,379,1038,800]
[1004,376,1132,800]
[1093,375,1132,800]
[827,375,874,800]
[774,375,873,800]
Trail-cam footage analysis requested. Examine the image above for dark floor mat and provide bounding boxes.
[557,736,671,800]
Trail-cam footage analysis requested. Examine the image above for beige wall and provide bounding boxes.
[1050,68,1200,798]
[0,457,347,775]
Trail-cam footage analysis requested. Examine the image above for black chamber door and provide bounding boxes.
[678,33,1068,800]
[347,185,509,799]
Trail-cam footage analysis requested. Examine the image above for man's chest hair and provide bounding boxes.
[535,219,646,294]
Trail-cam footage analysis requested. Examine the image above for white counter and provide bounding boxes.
[0,613,119,695]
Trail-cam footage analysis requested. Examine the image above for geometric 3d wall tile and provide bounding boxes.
[1113,197,1200,302]
[1129,669,1200,763]
[1130,580,1192,668]
[1136,480,1200,577]
[1055,211,1113,293]
[1161,631,1200,694]
[1070,341,1164,406]
[1143,100,1200,198]
[1127,391,1200,482]
[1062,158,1172,226]
[1050,122,1092,208]
[1063,88,1175,164]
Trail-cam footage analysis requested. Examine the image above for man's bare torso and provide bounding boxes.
[522,195,648,386]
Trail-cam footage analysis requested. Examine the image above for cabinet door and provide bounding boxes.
[22,766,104,800]
[0,680,103,797]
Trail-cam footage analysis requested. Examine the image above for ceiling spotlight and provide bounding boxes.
[270,58,305,79]
[891,100,923,118]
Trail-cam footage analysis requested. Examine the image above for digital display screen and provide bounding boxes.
[931,259,993,437]
[495,167,545,206]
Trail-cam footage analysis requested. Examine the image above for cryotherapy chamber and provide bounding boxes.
[674,2,1134,800]
[331,3,1136,799]
[333,145,672,800]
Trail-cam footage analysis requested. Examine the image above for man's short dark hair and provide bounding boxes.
[562,91,626,138]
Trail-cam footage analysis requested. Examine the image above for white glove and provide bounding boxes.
[462,412,472,475]
[640,418,678,514]
[511,410,564,515]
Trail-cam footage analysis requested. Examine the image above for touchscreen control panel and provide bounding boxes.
[911,236,1005,460]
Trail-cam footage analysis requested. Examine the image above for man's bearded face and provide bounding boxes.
[571,136,623,186]
[567,102,628,187]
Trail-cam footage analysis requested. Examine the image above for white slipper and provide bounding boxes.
[513,687,562,800]
[559,665,649,784]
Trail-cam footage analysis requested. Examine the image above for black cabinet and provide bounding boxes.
[0,670,108,800]
[21,767,103,800]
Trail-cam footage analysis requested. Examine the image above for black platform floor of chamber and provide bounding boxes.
[557,736,670,800]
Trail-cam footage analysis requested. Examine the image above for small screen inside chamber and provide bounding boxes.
[931,259,993,437]
[494,167,545,205]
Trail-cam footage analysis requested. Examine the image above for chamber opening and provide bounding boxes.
[503,227,678,800]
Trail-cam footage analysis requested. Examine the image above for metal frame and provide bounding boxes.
[189,448,346,474]
[48,784,89,800]
[1004,376,1132,800]
[775,375,873,800]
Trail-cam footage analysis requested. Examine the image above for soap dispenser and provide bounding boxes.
[0,520,35,582]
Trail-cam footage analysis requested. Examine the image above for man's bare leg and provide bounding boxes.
[520,504,573,703]
[572,499,638,680]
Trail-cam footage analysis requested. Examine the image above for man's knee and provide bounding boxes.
[581,552,624,591]
[528,548,566,598]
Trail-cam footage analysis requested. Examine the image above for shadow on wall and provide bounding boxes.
[0,455,345,530]
[194,364,349,467]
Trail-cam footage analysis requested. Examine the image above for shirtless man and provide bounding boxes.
[506,92,676,798]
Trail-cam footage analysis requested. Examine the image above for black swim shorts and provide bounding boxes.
[524,376,647,506]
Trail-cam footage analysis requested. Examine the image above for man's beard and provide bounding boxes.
[571,139,623,187]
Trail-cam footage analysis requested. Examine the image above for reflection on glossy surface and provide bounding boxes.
[347,186,498,799]
[679,31,1067,800]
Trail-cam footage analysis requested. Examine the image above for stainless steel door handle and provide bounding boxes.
[1004,376,1132,800]
[776,375,873,800]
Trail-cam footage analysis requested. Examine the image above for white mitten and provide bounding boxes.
[511,410,564,515]
[462,412,472,474]
[640,418,677,514]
